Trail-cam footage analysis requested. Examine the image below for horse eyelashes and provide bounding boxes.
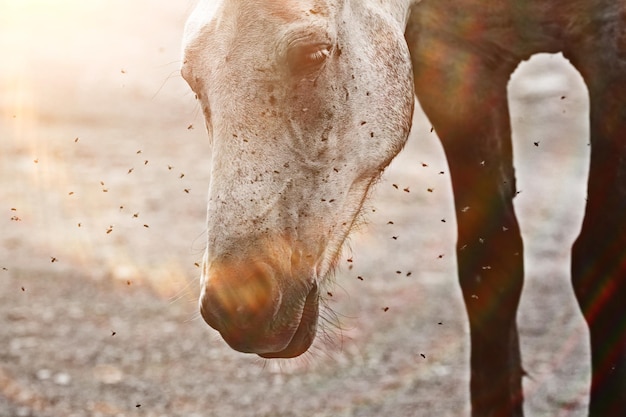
[287,42,333,76]
[309,49,330,62]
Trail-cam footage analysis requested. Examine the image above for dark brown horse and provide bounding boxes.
[181,1,626,415]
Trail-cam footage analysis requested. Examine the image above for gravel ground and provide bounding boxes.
[1,2,593,416]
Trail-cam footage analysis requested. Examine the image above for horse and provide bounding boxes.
[181,1,626,415]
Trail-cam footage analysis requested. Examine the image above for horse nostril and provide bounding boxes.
[200,261,278,334]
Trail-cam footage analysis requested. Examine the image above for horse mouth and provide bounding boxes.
[259,282,319,359]
[200,258,321,358]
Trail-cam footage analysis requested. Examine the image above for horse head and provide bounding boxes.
[182,0,414,358]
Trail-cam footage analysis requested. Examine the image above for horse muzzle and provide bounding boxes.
[200,260,319,358]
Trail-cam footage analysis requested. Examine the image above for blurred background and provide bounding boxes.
[0,1,593,416]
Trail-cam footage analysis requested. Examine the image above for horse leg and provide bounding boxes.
[567,23,626,416]
[443,123,525,417]
[407,27,524,416]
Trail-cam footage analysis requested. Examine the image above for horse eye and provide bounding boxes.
[287,43,332,76]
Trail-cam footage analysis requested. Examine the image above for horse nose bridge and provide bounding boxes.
[200,261,281,332]
[206,174,301,239]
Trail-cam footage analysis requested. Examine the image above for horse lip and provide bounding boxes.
[259,282,319,359]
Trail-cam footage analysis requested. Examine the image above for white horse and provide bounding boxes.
[181,1,626,416]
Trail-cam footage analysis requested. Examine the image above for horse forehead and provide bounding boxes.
[235,0,335,22]
[184,0,339,59]
[186,0,335,28]
[231,0,338,47]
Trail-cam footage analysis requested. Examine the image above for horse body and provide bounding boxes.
[182,0,626,415]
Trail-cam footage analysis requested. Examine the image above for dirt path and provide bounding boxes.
[1,2,592,416]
